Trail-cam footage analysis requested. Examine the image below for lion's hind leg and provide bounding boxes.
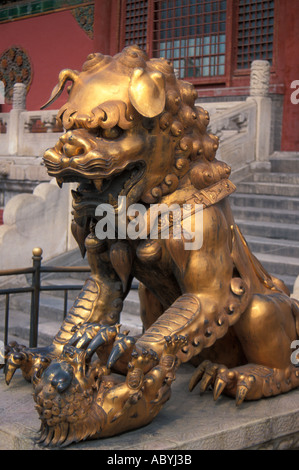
[190,293,299,403]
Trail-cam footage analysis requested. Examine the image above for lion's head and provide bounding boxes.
[43,45,230,251]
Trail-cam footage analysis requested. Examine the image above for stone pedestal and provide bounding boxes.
[1,364,299,450]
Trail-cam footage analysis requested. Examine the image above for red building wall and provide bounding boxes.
[0,0,298,150]
[275,1,299,151]
[0,9,94,112]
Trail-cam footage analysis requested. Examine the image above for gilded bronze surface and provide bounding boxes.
[3,45,299,447]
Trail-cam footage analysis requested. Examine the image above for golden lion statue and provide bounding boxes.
[3,45,299,447]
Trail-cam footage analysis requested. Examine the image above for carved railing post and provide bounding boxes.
[8,83,27,155]
[250,60,270,97]
[248,60,272,169]
[12,82,26,110]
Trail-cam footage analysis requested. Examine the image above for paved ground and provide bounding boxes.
[1,364,299,450]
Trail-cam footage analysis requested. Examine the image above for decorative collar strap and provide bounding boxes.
[145,179,236,237]
[185,179,236,209]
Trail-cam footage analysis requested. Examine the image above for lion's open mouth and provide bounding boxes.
[52,161,146,212]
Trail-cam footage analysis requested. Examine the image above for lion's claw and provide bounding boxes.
[106,331,136,369]
[213,376,227,401]
[189,360,221,395]
[189,360,258,405]
[234,374,256,405]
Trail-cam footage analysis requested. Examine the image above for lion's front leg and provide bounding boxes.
[4,232,129,385]
[53,232,128,349]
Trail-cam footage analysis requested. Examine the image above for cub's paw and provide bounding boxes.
[3,342,54,385]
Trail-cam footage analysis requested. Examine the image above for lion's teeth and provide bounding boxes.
[108,193,117,207]
[57,178,63,188]
[71,189,82,202]
[94,179,104,192]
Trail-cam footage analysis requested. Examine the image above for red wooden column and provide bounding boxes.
[109,0,122,55]
[276,0,299,151]
[93,0,113,54]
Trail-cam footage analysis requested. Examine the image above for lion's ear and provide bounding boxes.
[41,69,79,110]
[129,68,166,118]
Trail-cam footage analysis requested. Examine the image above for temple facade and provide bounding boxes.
[0,0,298,151]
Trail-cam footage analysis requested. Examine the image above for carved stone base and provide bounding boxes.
[2,364,299,450]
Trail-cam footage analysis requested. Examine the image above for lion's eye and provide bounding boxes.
[101,126,122,140]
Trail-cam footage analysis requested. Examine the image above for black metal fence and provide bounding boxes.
[0,248,90,348]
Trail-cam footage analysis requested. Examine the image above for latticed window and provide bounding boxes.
[120,0,277,84]
[152,0,227,79]
[123,0,148,51]
[236,0,275,69]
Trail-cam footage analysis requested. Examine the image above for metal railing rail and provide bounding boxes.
[0,248,90,348]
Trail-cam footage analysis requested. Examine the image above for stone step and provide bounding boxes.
[253,252,299,278]
[40,279,140,314]
[245,235,299,259]
[0,307,143,348]
[230,193,299,211]
[236,181,299,197]
[42,277,86,300]
[38,267,90,284]
[0,309,56,347]
[250,173,299,185]
[35,276,140,301]
[38,248,90,283]
[9,291,75,322]
[8,287,140,323]
[0,309,30,343]
[279,275,298,294]
[270,153,299,173]
[123,289,140,316]
[236,219,299,242]
[43,247,87,268]
[231,205,299,224]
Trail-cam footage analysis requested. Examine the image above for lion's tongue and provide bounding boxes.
[94,180,104,191]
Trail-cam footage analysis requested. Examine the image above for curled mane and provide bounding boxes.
[142,48,231,202]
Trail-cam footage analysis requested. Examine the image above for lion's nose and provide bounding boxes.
[51,368,73,393]
[59,131,88,158]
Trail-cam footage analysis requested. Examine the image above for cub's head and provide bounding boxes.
[42,45,230,250]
